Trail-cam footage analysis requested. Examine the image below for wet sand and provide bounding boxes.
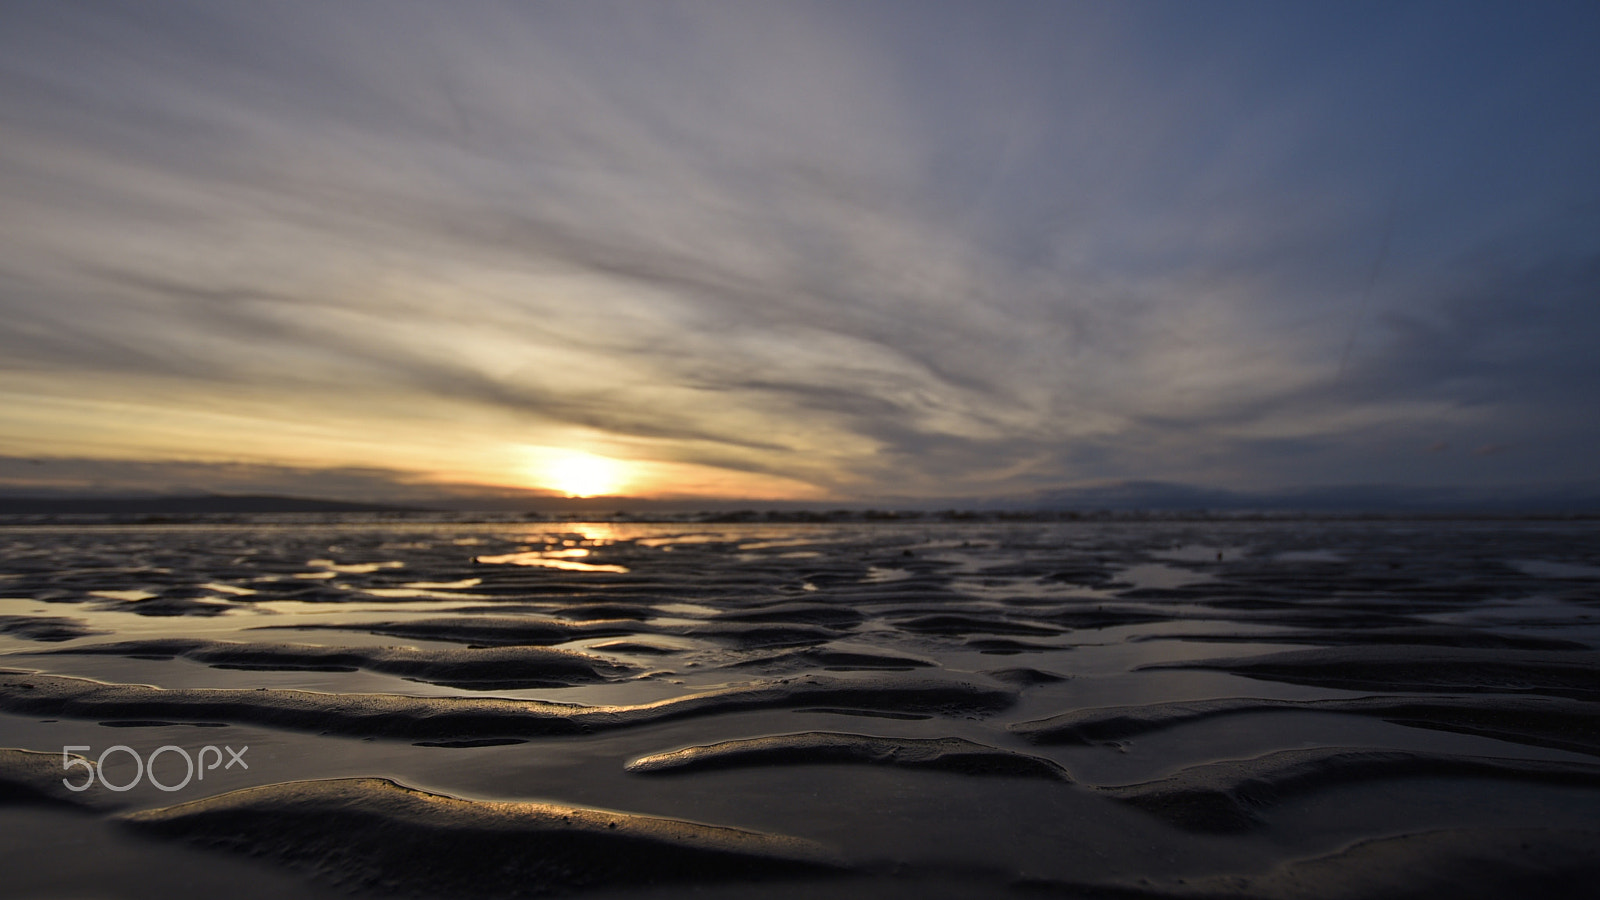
[2,518,1598,897]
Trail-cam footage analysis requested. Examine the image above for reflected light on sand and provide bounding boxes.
[473,551,629,573]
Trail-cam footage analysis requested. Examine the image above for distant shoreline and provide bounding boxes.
[1,502,1596,527]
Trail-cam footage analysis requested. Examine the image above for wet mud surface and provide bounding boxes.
[2,518,1598,897]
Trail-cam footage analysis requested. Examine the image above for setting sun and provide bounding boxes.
[540,450,628,497]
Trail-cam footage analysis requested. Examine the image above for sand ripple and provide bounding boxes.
[627,731,1070,781]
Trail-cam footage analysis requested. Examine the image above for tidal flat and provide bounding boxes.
[1,517,1598,898]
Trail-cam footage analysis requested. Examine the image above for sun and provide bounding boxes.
[541,450,628,497]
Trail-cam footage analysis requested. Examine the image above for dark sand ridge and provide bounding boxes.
[966,560,1116,583]
[1112,578,1516,607]
[0,750,846,896]
[1014,828,1600,899]
[121,778,847,896]
[1012,694,1600,757]
[1095,746,1600,833]
[0,613,107,642]
[1126,624,1590,651]
[626,732,1072,781]
[890,613,1067,637]
[420,600,870,628]
[1141,646,1600,701]
[704,601,868,628]
[963,637,1071,654]
[667,622,848,648]
[1167,827,1600,900]
[255,615,642,646]
[1033,608,1176,629]
[983,667,1070,686]
[510,601,657,619]
[1065,584,1591,629]
[0,747,123,809]
[0,670,1016,741]
[1122,604,1429,630]
[34,638,637,690]
[726,647,938,672]
[260,616,853,650]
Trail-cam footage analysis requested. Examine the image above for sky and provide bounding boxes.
[1,0,1598,504]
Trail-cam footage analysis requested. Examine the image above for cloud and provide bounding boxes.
[1,1,1597,499]
[0,454,487,503]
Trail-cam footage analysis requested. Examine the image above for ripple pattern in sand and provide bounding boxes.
[3,518,1599,897]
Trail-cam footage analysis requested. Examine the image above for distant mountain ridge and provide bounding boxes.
[1014,480,1600,512]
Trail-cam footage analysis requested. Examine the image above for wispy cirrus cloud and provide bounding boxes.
[2,1,1597,500]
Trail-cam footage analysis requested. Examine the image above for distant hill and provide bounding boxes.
[1017,480,1600,513]
[0,494,426,515]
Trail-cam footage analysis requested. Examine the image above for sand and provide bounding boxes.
[1,517,1598,897]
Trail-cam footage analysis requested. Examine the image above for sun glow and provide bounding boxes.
[539,450,629,497]
[510,443,828,502]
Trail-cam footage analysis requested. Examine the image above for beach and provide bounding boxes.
[2,517,1597,897]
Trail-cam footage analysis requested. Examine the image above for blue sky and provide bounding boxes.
[1,1,1597,502]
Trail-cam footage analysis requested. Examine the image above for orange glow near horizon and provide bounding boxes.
[535,450,630,497]
[502,444,830,502]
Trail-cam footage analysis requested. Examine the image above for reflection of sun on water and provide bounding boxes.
[540,450,628,497]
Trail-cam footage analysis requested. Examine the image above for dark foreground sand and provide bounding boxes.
[2,518,1598,897]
